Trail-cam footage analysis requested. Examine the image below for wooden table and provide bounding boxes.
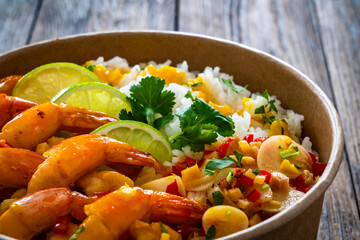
[0,0,359,239]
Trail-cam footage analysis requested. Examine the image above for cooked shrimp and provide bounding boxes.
[27,134,171,193]
[0,148,45,188]
[0,94,36,129]
[0,187,92,240]
[0,102,117,150]
[76,186,207,240]
[0,75,22,95]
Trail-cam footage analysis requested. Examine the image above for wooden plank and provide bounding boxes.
[30,0,176,43]
[315,0,360,213]
[0,0,39,54]
[179,0,360,238]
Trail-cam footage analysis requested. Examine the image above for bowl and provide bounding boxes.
[0,31,343,240]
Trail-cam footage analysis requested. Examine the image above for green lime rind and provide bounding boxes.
[51,82,131,118]
[91,120,173,163]
[12,62,101,103]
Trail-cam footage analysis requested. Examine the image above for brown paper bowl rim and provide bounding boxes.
[0,30,344,240]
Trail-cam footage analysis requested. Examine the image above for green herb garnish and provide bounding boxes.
[254,89,278,124]
[252,169,261,175]
[205,225,216,240]
[294,164,302,169]
[280,144,300,159]
[240,183,244,193]
[203,156,240,175]
[169,97,234,152]
[261,184,270,190]
[226,210,231,216]
[160,221,168,233]
[221,78,248,93]
[234,151,243,165]
[212,191,224,205]
[119,76,175,129]
[69,226,85,240]
[226,170,234,185]
[84,64,95,71]
[202,169,215,176]
[191,82,203,88]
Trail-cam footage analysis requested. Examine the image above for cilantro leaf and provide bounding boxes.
[120,76,175,129]
[160,221,168,233]
[169,98,235,152]
[254,89,278,124]
[69,226,84,240]
[206,225,216,240]
[221,78,248,93]
[234,151,243,165]
[204,156,239,174]
[84,64,95,72]
[212,191,224,205]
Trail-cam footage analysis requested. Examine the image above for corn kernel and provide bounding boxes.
[279,159,299,179]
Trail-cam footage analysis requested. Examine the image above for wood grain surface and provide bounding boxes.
[0,0,359,239]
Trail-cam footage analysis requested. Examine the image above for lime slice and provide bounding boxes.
[12,62,101,103]
[52,82,131,118]
[91,120,173,163]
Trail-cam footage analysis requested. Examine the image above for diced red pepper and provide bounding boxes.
[304,186,312,193]
[312,162,327,177]
[309,152,318,163]
[183,156,196,166]
[166,180,182,196]
[259,170,272,183]
[239,175,254,188]
[247,189,261,202]
[293,174,307,193]
[52,216,71,235]
[203,150,215,156]
[177,225,192,240]
[219,137,235,158]
[91,191,111,198]
[243,134,254,144]
[254,137,267,143]
[0,140,11,148]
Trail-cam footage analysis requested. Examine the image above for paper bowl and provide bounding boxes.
[0,31,343,240]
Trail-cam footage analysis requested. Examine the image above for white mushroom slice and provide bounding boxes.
[262,187,304,213]
[257,135,312,173]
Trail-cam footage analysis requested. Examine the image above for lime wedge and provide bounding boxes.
[91,120,173,163]
[12,62,101,103]
[52,82,131,118]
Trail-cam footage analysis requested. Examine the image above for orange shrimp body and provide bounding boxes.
[0,102,117,150]
[27,134,170,193]
[0,188,91,240]
[77,186,207,240]
[0,148,45,188]
[0,75,22,95]
[0,93,36,129]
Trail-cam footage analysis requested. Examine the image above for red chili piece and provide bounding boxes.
[52,216,71,235]
[254,137,267,143]
[166,180,182,196]
[247,189,261,202]
[171,156,197,176]
[293,174,307,193]
[219,137,235,158]
[239,175,254,188]
[259,170,272,183]
[312,162,327,177]
[91,191,112,198]
[243,134,254,144]
[308,152,318,163]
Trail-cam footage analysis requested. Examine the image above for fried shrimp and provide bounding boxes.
[0,94,36,129]
[27,134,171,193]
[0,188,92,240]
[0,148,45,188]
[0,102,117,150]
[76,186,207,240]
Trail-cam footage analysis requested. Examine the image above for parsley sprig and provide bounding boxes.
[254,89,278,124]
[169,97,235,152]
[119,76,175,129]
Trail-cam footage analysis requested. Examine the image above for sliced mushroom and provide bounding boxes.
[262,187,304,213]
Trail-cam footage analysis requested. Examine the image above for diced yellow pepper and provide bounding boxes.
[208,101,233,116]
[279,159,300,179]
[237,97,254,117]
[244,169,256,180]
[237,199,252,210]
[254,175,266,185]
[227,188,244,202]
[181,164,215,191]
[269,119,295,139]
[146,65,186,85]
[187,76,213,102]
[239,140,251,153]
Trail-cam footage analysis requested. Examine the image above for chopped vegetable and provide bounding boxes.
[312,162,327,177]
[280,144,300,159]
[219,137,235,158]
[203,156,240,175]
[119,76,175,129]
[261,184,270,190]
[247,189,261,202]
[205,225,216,240]
[226,171,234,185]
[254,89,278,124]
[243,134,254,144]
[212,191,224,205]
[221,78,247,93]
[234,151,244,165]
[294,164,302,169]
[69,226,84,240]
[166,180,181,196]
[252,169,261,176]
[160,221,168,233]
[254,137,267,143]
[259,170,272,183]
[84,64,95,72]
[170,98,235,152]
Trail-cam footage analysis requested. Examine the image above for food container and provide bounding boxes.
[0,31,343,240]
